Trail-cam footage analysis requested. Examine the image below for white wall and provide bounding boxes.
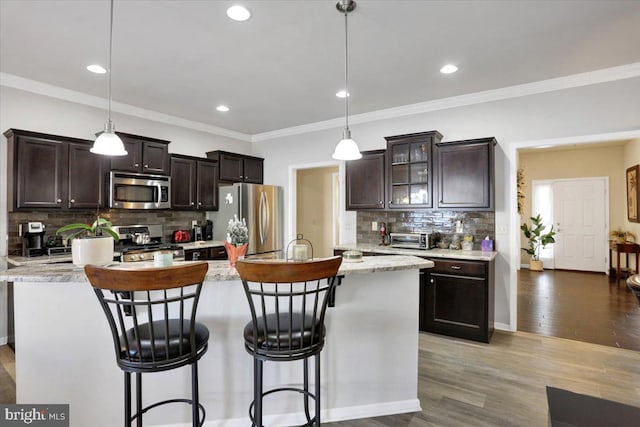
[253,76,640,329]
[0,86,253,342]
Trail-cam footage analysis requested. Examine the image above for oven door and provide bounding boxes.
[110,172,171,209]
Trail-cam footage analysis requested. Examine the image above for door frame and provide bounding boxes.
[287,160,342,252]
[508,129,640,331]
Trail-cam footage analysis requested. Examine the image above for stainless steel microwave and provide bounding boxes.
[109,171,171,209]
[389,232,436,250]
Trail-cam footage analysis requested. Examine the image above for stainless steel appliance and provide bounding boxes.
[213,183,283,256]
[389,232,437,250]
[20,222,46,257]
[112,224,184,262]
[109,171,171,209]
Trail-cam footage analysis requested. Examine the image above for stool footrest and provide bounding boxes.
[131,398,206,427]
[249,386,317,427]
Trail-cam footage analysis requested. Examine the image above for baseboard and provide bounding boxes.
[494,322,513,332]
[154,399,421,427]
[0,336,7,346]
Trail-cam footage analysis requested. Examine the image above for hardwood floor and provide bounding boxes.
[0,345,15,404]
[327,331,640,426]
[517,269,640,351]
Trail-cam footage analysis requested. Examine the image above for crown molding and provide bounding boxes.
[0,72,252,142]
[252,62,640,142]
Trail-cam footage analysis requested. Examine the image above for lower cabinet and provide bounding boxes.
[420,258,494,343]
[184,246,227,261]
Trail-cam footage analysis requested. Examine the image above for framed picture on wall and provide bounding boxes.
[627,165,639,223]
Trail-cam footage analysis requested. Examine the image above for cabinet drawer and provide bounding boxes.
[209,246,227,260]
[431,259,486,277]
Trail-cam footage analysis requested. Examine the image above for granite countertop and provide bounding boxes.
[335,243,498,261]
[0,255,433,283]
[3,240,228,267]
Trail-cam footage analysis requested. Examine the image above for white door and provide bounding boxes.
[553,178,607,272]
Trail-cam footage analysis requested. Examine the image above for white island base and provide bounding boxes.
[7,256,431,426]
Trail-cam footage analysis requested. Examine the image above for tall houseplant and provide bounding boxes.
[57,216,118,266]
[521,214,556,271]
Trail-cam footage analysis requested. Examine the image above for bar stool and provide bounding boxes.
[84,262,209,427]
[235,256,342,427]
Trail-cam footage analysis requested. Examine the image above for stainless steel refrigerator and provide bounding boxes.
[213,183,284,256]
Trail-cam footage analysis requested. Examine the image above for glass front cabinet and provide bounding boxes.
[385,131,442,209]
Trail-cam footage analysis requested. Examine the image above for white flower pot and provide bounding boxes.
[72,236,114,266]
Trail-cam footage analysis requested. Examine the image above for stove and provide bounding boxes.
[112,225,184,262]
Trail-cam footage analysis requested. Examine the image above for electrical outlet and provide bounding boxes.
[371,221,378,231]
[455,220,464,234]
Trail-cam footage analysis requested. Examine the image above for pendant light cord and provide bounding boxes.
[344,5,349,131]
[108,0,114,123]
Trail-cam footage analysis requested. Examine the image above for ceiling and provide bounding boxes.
[1,0,639,138]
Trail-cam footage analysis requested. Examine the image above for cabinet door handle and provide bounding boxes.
[134,163,140,168]
[388,200,393,205]
[144,164,149,168]
[57,198,62,203]
[379,201,383,205]
[198,202,202,206]
[430,279,434,283]
[240,175,244,179]
[190,202,195,206]
[70,199,75,203]
[451,265,462,270]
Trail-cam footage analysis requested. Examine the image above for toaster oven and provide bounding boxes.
[389,233,436,250]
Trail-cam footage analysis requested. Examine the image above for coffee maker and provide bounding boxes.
[21,222,46,257]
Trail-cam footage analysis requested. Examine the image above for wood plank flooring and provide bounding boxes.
[327,331,640,426]
[0,345,15,404]
[517,269,640,351]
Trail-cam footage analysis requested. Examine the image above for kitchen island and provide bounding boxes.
[1,255,432,427]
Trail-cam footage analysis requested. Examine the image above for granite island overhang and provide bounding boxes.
[1,255,433,426]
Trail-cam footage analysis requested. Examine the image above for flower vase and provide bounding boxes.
[224,242,248,267]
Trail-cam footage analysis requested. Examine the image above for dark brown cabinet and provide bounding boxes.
[435,138,495,210]
[345,150,385,210]
[421,257,494,342]
[111,133,170,175]
[385,131,442,210]
[170,155,218,211]
[5,129,108,211]
[184,246,227,261]
[206,150,263,184]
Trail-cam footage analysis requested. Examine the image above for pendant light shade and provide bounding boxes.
[332,0,361,161]
[91,0,127,157]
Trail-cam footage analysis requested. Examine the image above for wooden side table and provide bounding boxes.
[609,242,640,281]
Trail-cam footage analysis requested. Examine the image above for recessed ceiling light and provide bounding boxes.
[86,64,107,74]
[336,90,350,98]
[227,5,251,21]
[440,64,458,74]
[216,105,230,112]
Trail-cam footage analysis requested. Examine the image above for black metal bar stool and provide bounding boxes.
[84,262,209,427]
[235,256,342,427]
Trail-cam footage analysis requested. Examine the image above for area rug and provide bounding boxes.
[546,386,640,427]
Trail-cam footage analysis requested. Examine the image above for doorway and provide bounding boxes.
[295,166,339,258]
[531,177,608,272]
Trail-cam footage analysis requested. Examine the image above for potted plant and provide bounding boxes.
[57,216,119,266]
[224,215,249,267]
[521,214,556,271]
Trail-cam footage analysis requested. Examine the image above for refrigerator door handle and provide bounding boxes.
[259,191,269,246]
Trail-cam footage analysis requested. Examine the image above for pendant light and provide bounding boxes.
[332,0,362,161]
[91,0,127,156]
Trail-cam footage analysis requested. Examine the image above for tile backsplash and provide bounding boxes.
[8,210,207,256]
[357,210,495,249]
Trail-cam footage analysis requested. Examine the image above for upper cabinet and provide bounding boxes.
[385,131,442,209]
[111,133,170,175]
[345,150,385,210]
[170,155,218,211]
[4,129,109,211]
[206,150,263,184]
[435,138,495,210]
